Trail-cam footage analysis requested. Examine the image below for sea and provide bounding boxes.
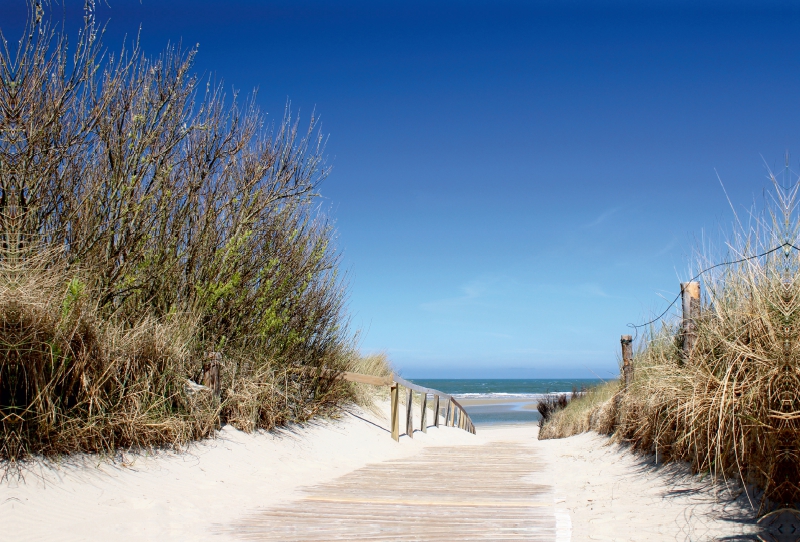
[408,378,604,426]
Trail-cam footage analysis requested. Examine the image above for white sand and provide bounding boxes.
[2,402,758,541]
[535,432,758,541]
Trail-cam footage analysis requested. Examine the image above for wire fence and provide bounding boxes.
[627,241,800,340]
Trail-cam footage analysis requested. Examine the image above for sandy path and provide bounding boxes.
[1,401,759,541]
[2,404,476,541]
[536,431,759,541]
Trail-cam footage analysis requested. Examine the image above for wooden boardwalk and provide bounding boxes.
[230,441,556,541]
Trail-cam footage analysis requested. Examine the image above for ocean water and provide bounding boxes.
[409,378,604,426]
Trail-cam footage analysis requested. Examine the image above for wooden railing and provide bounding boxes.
[188,365,476,442]
[340,372,476,441]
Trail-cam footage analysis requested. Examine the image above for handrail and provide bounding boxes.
[339,371,476,441]
[198,361,474,441]
[393,375,453,401]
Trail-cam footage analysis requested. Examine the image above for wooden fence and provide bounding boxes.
[621,280,702,387]
[339,372,476,441]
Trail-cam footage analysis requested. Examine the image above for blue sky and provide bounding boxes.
[5,0,800,377]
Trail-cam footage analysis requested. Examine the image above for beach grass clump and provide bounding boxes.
[615,179,800,511]
[538,381,619,439]
[0,3,361,461]
[536,393,568,427]
[0,258,218,459]
[539,173,800,511]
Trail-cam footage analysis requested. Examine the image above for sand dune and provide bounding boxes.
[2,401,757,541]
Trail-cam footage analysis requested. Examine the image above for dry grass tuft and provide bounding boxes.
[615,177,800,512]
[541,172,800,512]
[538,381,619,439]
[0,258,217,460]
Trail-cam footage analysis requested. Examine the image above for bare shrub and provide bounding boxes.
[0,3,354,460]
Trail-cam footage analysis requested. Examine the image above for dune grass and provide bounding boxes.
[540,173,800,512]
[538,381,619,439]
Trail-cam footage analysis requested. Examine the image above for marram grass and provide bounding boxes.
[541,174,800,512]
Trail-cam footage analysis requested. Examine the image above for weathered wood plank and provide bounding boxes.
[339,372,393,386]
[390,384,399,441]
[405,388,414,437]
[420,392,428,433]
[231,442,556,541]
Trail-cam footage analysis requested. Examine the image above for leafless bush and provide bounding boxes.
[0,2,354,460]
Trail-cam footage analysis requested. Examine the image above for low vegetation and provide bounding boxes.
[0,3,388,462]
[540,176,800,512]
[537,381,618,439]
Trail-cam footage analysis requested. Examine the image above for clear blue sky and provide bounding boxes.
[6,1,800,378]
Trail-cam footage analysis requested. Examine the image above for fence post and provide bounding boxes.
[445,399,453,426]
[420,392,428,433]
[681,281,701,362]
[433,395,440,428]
[390,384,399,441]
[406,388,414,438]
[621,335,633,388]
[202,352,222,398]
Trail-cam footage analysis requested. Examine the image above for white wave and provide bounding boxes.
[453,392,570,400]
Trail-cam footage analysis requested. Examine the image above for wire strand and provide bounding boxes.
[627,242,800,340]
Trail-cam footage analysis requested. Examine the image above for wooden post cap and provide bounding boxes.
[680,281,700,298]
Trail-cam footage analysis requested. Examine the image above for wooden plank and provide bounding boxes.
[406,388,414,438]
[390,384,399,442]
[446,399,453,426]
[433,395,440,428]
[339,372,393,386]
[394,375,455,402]
[420,392,428,433]
[233,442,557,540]
[449,396,475,432]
